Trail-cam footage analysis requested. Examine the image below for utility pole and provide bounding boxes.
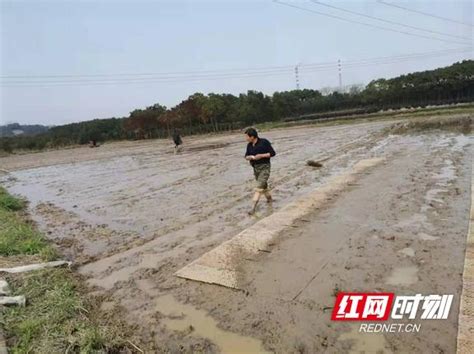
[295,64,300,90]
[338,59,342,91]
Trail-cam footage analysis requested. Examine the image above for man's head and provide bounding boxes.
[244,127,258,143]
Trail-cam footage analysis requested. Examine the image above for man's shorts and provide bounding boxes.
[253,163,271,190]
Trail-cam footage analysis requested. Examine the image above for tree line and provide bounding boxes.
[0,123,49,138]
[1,60,473,153]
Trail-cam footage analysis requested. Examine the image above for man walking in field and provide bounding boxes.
[172,129,183,154]
[244,128,276,215]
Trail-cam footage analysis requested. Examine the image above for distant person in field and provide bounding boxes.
[244,127,276,215]
[172,129,183,154]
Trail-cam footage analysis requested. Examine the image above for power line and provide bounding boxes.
[1,68,325,86]
[309,0,471,41]
[2,67,321,84]
[378,0,474,28]
[341,55,468,69]
[0,62,336,80]
[274,0,471,46]
[339,47,473,65]
[1,48,471,87]
[304,49,472,72]
[2,47,470,82]
[3,52,471,87]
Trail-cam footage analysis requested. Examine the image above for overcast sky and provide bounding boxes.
[1,0,473,125]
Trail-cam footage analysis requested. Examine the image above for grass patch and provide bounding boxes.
[0,187,57,260]
[0,187,25,211]
[2,269,134,353]
[0,186,141,353]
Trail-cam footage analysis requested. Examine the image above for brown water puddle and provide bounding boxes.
[155,294,269,354]
[338,324,391,353]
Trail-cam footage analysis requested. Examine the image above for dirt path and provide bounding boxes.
[0,117,471,353]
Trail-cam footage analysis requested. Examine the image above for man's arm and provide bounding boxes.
[254,140,275,160]
[267,140,276,157]
[245,144,254,160]
[253,153,271,160]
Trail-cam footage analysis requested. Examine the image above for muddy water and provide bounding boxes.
[337,325,390,353]
[186,132,470,354]
[1,121,471,353]
[155,294,269,354]
[1,121,391,262]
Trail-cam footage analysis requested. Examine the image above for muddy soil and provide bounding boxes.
[0,116,471,353]
[1,120,389,264]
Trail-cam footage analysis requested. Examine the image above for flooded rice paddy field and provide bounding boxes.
[0,116,472,353]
